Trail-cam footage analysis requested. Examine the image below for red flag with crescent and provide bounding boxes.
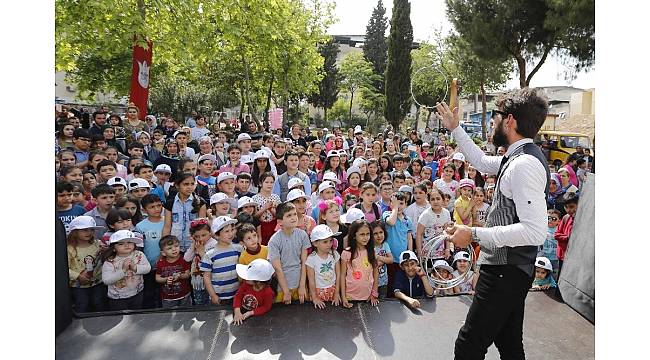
[129,39,152,120]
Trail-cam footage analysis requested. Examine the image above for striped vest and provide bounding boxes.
[478,142,550,276]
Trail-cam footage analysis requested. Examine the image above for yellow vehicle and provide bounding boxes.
[535,130,591,170]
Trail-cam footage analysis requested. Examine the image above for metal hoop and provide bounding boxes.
[410,64,449,110]
[421,233,476,290]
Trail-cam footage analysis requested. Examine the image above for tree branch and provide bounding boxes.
[525,41,554,86]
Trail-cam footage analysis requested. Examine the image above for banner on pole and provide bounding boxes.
[269,108,283,130]
[129,39,153,120]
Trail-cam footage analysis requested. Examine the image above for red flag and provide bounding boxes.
[129,39,153,120]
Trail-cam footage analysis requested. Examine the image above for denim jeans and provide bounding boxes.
[71,285,106,313]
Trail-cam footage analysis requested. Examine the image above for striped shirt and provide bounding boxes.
[199,243,243,300]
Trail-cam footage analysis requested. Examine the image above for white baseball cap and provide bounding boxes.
[288,177,304,189]
[254,149,269,160]
[433,259,453,273]
[346,166,361,180]
[399,250,419,265]
[237,133,252,142]
[237,196,257,209]
[326,150,340,158]
[198,154,217,164]
[129,178,151,191]
[422,142,430,147]
[352,157,368,168]
[452,152,466,162]
[154,164,172,174]
[322,171,341,184]
[107,176,127,188]
[109,230,144,247]
[210,192,229,205]
[68,216,103,232]
[322,128,329,132]
[173,130,188,138]
[236,259,275,282]
[198,136,212,144]
[398,185,413,194]
[354,125,363,134]
[286,189,309,202]
[453,251,471,265]
[535,257,553,271]
[211,215,237,234]
[240,154,254,164]
[217,171,236,183]
[310,224,341,242]
[318,182,335,194]
[340,207,365,224]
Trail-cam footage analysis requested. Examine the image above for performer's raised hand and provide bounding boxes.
[435,102,460,131]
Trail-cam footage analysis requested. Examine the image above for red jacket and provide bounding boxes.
[233,282,274,316]
[554,214,574,261]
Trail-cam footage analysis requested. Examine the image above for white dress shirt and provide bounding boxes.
[451,127,547,248]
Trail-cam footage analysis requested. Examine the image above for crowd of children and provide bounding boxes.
[58,106,591,319]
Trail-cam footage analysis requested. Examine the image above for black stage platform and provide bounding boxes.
[55,292,594,359]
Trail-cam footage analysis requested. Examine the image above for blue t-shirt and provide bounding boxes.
[150,185,166,203]
[58,205,87,234]
[392,269,430,298]
[374,242,392,287]
[135,218,165,267]
[382,211,412,257]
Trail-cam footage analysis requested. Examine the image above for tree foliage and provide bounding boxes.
[308,38,341,124]
[363,0,389,93]
[384,0,413,131]
[446,0,594,88]
[339,52,378,124]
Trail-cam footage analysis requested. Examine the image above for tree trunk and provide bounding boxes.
[348,91,354,126]
[324,107,328,123]
[480,80,487,141]
[515,53,527,89]
[414,107,420,132]
[264,73,274,131]
[239,85,245,122]
[243,59,261,130]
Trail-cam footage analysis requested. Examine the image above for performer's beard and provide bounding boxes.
[493,121,509,148]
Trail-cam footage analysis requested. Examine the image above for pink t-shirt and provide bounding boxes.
[341,248,374,301]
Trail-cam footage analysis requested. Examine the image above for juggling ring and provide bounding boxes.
[410,64,449,110]
[421,233,476,290]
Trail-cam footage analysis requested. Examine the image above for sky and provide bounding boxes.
[326,0,595,90]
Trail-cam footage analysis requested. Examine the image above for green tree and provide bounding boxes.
[308,38,341,124]
[446,35,512,139]
[385,0,413,131]
[339,52,378,125]
[359,86,385,130]
[446,0,594,88]
[363,0,389,93]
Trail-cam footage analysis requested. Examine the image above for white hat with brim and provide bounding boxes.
[154,164,172,174]
[352,157,368,168]
[128,178,151,191]
[399,250,419,265]
[452,152,466,162]
[236,259,275,282]
[322,171,341,184]
[310,224,341,242]
[68,216,103,232]
[346,166,361,180]
[211,216,238,234]
[288,177,304,189]
[433,259,454,274]
[217,172,236,183]
[107,176,127,188]
[453,251,471,265]
[237,196,257,209]
[210,192,230,206]
[198,154,217,164]
[254,150,270,160]
[318,182,335,194]
[109,230,144,247]
[535,257,553,271]
[237,133,252,142]
[340,208,365,224]
[286,189,309,202]
[326,150,340,158]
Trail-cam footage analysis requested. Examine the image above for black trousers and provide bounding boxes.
[454,265,533,360]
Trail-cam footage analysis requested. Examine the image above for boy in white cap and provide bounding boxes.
[273,150,311,202]
[452,251,478,295]
[279,189,316,236]
[200,216,242,304]
[196,154,217,196]
[153,164,173,200]
[531,256,557,291]
[128,178,151,201]
[392,250,434,309]
[107,176,128,201]
[217,172,238,216]
[233,259,276,325]
[305,225,342,308]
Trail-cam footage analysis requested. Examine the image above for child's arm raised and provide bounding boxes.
[384,196,400,226]
[134,253,151,275]
[418,267,434,298]
[407,231,414,252]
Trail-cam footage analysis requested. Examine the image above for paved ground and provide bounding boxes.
[55,292,594,360]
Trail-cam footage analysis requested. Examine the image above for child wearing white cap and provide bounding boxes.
[392,250,434,309]
[200,216,242,303]
[102,230,152,310]
[233,259,276,325]
[431,260,454,297]
[305,225,342,308]
[452,251,478,295]
[276,189,317,237]
[67,216,106,312]
[531,257,557,291]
